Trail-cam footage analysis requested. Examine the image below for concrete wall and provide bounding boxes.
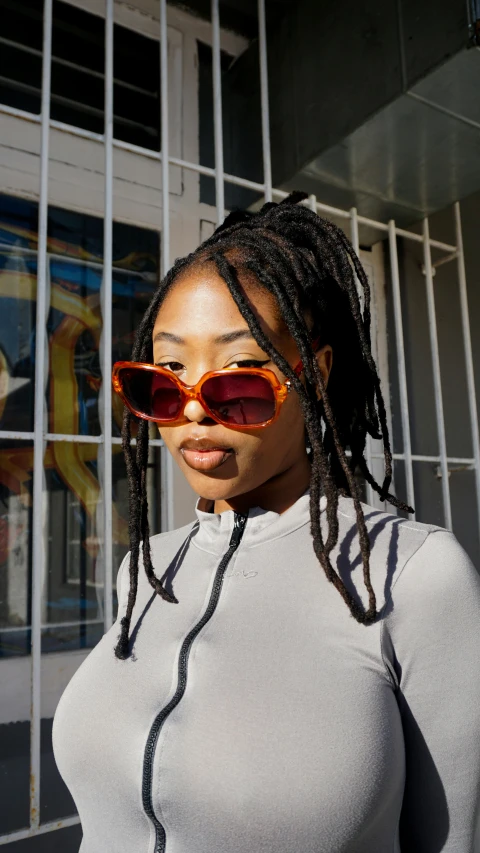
[223,0,470,187]
[385,189,480,564]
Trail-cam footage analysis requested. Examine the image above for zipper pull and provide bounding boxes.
[229,513,247,549]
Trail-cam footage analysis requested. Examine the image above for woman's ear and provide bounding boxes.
[315,344,333,400]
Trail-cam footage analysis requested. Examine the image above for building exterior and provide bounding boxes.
[0,0,479,850]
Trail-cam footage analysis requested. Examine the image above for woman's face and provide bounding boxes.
[152,263,332,508]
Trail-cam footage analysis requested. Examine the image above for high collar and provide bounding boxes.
[192,486,327,555]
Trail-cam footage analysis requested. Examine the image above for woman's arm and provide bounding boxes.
[383,529,480,851]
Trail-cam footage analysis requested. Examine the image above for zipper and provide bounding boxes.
[142,511,248,853]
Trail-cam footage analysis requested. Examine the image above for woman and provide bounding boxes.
[53,194,480,852]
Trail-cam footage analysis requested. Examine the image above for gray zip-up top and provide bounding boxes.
[53,491,480,852]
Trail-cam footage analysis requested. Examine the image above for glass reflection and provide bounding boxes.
[0,192,162,657]
[0,438,163,656]
[43,441,103,653]
[0,193,160,439]
[0,195,38,433]
[112,439,163,617]
[0,440,32,658]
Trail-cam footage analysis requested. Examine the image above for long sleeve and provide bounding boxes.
[383,529,480,851]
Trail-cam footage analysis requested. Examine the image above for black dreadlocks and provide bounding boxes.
[114,191,413,660]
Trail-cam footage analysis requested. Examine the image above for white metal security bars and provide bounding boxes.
[0,0,479,848]
[160,0,175,533]
[29,0,53,840]
[101,0,114,634]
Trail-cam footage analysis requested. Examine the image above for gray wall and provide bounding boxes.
[223,0,470,187]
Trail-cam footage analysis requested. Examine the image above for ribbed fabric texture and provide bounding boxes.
[53,492,480,853]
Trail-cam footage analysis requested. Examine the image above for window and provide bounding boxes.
[0,0,161,150]
[0,193,163,658]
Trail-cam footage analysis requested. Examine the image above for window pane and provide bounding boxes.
[50,0,105,136]
[47,255,102,438]
[111,224,160,438]
[0,0,43,116]
[48,207,159,437]
[0,439,106,657]
[0,195,160,437]
[0,195,38,434]
[1,0,43,52]
[53,0,104,74]
[0,0,161,150]
[51,62,104,137]
[51,1,160,149]
[0,439,156,645]
[43,441,103,653]
[197,39,263,210]
[112,438,162,618]
[0,440,33,659]
[113,22,160,151]
[0,437,32,834]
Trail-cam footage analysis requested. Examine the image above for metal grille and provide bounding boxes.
[0,0,478,845]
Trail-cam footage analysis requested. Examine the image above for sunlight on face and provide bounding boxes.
[152,262,332,509]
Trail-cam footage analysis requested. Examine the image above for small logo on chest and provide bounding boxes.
[225,568,258,579]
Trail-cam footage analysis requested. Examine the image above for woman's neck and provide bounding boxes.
[200,451,312,517]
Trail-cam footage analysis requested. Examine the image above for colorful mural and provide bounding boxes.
[0,194,160,655]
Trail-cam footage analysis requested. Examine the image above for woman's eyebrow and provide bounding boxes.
[153,329,256,345]
[153,331,184,344]
[213,330,256,344]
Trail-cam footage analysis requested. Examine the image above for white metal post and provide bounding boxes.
[211,0,224,226]
[160,0,174,531]
[422,217,452,529]
[30,0,53,829]
[258,0,272,203]
[454,202,480,537]
[102,0,114,631]
[387,221,415,517]
[160,0,170,275]
[350,207,374,505]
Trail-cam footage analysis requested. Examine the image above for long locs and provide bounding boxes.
[115,193,416,658]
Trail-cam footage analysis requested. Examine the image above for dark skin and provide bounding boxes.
[152,264,333,516]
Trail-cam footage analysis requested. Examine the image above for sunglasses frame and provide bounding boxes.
[112,345,316,430]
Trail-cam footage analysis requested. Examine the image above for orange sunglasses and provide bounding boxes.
[112,339,319,430]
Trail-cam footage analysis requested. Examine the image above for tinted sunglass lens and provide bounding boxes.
[202,374,276,425]
[120,368,182,420]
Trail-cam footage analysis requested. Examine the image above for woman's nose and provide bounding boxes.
[183,399,210,423]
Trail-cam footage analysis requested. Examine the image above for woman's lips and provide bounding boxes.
[180,447,234,472]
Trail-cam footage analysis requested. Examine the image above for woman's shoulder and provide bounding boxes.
[362,501,480,699]
[337,492,446,540]
[116,519,198,601]
[149,519,199,553]
[334,494,479,617]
